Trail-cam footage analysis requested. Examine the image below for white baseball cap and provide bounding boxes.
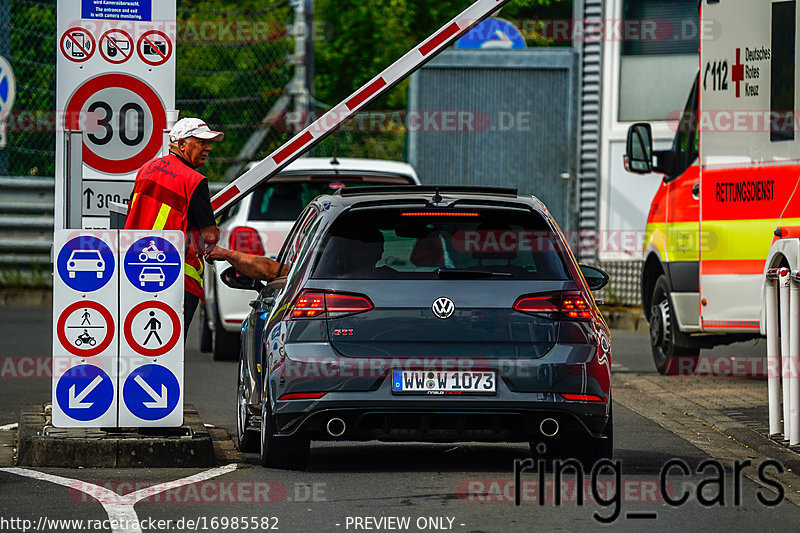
[169,117,224,142]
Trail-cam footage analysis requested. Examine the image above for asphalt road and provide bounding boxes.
[0,305,793,533]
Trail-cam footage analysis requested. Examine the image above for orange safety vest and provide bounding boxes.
[125,154,208,301]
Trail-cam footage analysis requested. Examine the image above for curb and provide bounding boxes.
[16,403,217,468]
[601,307,647,331]
[0,290,52,308]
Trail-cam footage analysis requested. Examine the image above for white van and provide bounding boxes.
[201,157,421,360]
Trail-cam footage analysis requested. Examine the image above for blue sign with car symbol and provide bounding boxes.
[124,236,181,292]
[56,236,115,292]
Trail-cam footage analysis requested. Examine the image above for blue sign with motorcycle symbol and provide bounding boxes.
[56,236,116,292]
[124,236,181,292]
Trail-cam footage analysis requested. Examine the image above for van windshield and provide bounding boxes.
[311,209,572,280]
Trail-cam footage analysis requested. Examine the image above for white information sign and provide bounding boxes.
[52,229,184,428]
[118,230,184,427]
[52,229,119,427]
[55,0,176,230]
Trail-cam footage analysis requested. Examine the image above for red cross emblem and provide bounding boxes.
[731,48,744,98]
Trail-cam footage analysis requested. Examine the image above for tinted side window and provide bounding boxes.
[276,206,317,268]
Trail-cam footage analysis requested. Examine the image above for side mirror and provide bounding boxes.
[624,123,654,174]
[220,266,265,292]
[579,264,609,291]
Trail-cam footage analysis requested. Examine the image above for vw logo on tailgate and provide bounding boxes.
[432,297,455,319]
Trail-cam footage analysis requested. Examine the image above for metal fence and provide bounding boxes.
[0,177,227,287]
[0,0,295,180]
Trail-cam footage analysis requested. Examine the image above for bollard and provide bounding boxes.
[780,268,792,440]
[791,271,800,445]
[766,268,782,436]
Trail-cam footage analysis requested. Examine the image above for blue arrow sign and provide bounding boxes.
[56,236,116,292]
[0,55,16,111]
[124,236,182,293]
[55,365,114,421]
[456,18,526,49]
[123,365,180,420]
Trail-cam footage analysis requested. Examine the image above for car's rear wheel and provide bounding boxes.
[650,275,699,375]
[198,305,212,354]
[259,395,309,470]
[212,287,241,361]
[236,358,258,452]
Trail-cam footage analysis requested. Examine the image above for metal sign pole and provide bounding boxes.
[64,130,83,229]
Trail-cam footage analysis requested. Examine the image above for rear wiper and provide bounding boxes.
[436,268,513,279]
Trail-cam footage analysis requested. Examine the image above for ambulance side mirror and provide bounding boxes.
[221,266,265,292]
[624,123,654,174]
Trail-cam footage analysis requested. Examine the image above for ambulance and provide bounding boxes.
[624,0,798,373]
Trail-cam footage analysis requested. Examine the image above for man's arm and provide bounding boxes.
[206,247,289,281]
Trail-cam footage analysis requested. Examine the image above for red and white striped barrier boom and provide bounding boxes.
[211,0,511,215]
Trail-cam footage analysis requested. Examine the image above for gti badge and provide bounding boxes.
[432,297,455,319]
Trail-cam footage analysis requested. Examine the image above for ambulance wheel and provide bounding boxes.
[198,305,212,354]
[650,275,699,375]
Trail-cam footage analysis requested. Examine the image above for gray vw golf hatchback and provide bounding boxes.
[228,186,612,470]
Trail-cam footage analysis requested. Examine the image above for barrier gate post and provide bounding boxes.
[780,268,792,440]
[766,268,782,436]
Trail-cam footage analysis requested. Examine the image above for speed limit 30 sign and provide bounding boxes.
[66,73,167,175]
[56,0,176,230]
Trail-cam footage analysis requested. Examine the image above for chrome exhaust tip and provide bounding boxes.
[539,418,559,437]
[326,418,346,437]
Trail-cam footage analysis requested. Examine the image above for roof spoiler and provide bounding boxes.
[335,185,519,198]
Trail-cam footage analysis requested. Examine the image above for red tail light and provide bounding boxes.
[279,392,327,400]
[513,291,593,320]
[229,227,265,255]
[291,290,326,318]
[290,290,374,319]
[561,393,606,403]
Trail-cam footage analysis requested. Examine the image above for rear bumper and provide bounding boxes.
[272,395,609,442]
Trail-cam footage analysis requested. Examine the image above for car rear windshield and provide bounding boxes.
[311,208,572,280]
[248,179,413,221]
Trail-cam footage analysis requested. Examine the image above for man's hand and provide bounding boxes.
[199,225,220,255]
[205,246,230,263]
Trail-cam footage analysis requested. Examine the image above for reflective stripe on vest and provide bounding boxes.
[152,204,172,231]
[185,261,204,290]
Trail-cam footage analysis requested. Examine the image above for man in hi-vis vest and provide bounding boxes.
[125,117,223,335]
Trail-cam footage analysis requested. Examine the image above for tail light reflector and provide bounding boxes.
[325,293,374,317]
[279,392,327,400]
[513,291,593,320]
[290,290,373,319]
[229,227,265,256]
[561,393,606,403]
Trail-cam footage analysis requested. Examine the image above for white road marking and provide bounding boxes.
[0,423,18,431]
[0,463,240,533]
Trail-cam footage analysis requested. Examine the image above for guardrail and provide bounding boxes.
[0,177,227,267]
